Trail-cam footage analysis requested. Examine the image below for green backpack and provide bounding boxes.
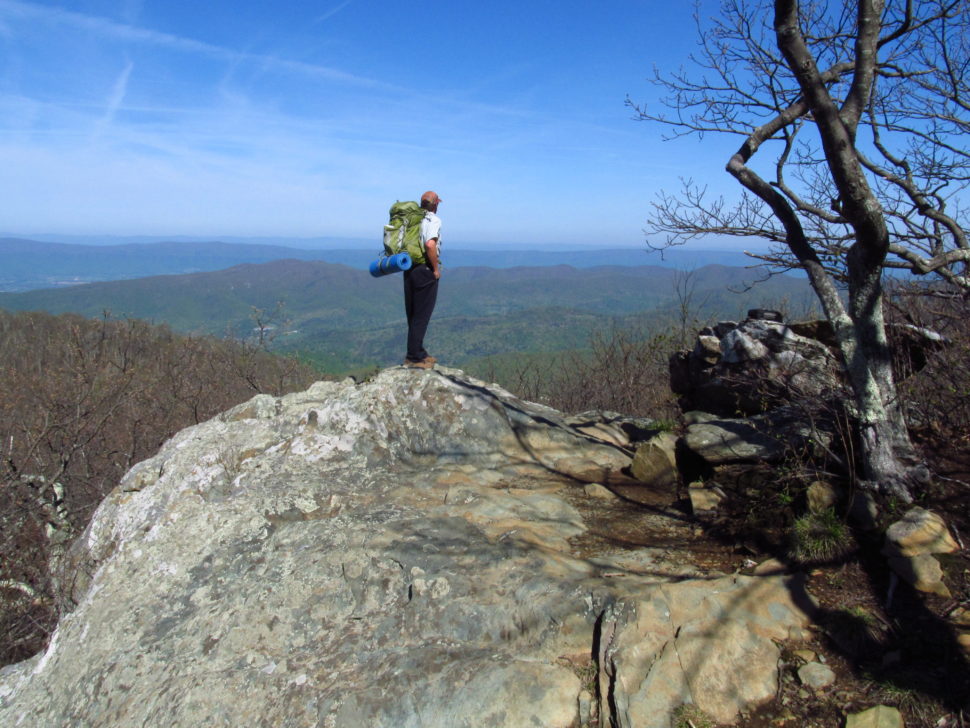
[383,201,428,265]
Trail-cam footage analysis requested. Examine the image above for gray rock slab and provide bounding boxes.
[684,418,787,464]
[1,367,814,728]
[684,407,827,466]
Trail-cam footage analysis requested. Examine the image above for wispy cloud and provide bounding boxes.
[314,0,358,25]
[0,0,697,242]
[0,0,380,89]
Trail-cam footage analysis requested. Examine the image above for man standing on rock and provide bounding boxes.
[403,190,442,369]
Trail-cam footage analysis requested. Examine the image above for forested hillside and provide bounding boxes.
[0,259,816,373]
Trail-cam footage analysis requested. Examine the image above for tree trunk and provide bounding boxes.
[843,263,928,502]
[774,0,927,502]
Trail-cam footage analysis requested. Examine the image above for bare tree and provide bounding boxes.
[632,0,969,501]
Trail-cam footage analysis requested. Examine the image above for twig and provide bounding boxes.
[936,474,970,488]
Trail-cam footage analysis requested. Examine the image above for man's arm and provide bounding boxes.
[426,239,441,279]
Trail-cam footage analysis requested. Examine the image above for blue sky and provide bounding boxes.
[0,0,744,247]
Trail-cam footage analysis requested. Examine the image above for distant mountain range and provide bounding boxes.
[0,257,816,373]
[0,237,767,292]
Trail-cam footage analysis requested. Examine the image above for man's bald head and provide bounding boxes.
[420,190,442,210]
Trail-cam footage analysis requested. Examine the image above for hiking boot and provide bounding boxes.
[404,357,435,369]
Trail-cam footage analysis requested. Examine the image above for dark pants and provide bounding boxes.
[403,264,438,362]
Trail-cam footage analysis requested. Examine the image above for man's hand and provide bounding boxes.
[426,239,441,279]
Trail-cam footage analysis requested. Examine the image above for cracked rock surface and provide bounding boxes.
[0,367,813,728]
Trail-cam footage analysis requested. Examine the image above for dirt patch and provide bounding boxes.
[564,477,737,577]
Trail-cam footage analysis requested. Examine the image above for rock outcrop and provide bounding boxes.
[0,367,813,728]
[671,310,843,515]
[670,310,842,418]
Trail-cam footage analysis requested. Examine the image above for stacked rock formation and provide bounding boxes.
[670,309,842,473]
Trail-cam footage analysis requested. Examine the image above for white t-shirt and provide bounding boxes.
[420,212,441,247]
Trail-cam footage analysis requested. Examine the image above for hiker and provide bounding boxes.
[403,190,442,368]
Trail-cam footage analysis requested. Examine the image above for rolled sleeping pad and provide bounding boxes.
[369,252,413,277]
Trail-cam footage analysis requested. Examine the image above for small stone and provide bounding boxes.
[753,557,787,576]
[748,309,783,322]
[806,481,838,513]
[788,625,812,642]
[688,483,726,514]
[957,633,970,656]
[886,553,951,597]
[792,649,817,663]
[720,329,770,364]
[797,662,835,689]
[845,704,904,728]
[951,607,970,629]
[683,416,790,465]
[694,335,722,365]
[583,483,617,500]
[630,432,679,487]
[884,507,959,557]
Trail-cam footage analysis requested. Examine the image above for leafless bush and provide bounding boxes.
[887,285,970,441]
[484,326,681,422]
[0,310,321,665]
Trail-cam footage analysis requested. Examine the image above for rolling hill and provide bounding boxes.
[0,259,817,372]
[0,237,761,292]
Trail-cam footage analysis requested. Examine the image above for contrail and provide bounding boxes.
[314,0,357,25]
[90,60,133,141]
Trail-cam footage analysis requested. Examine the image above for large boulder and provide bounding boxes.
[0,367,813,728]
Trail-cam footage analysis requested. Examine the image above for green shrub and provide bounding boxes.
[788,508,854,564]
